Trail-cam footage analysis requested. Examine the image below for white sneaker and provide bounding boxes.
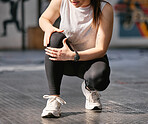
[41,95,66,118]
[81,81,102,110]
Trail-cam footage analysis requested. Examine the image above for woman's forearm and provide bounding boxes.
[76,48,106,61]
[39,17,53,32]
[39,17,54,32]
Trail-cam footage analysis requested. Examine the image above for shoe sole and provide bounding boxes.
[85,105,102,110]
[42,113,60,118]
[92,106,102,110]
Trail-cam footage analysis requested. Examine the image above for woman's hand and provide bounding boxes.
[44,27,64,47]
[45,38,74,61]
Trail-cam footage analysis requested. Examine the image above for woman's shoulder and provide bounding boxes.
[50,0,63,7]
[101,1,113,15]
[99,1,114,24]
[47,0,63,13]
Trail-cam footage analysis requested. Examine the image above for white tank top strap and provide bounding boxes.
[60,0,66,14]
[101,1,108,11]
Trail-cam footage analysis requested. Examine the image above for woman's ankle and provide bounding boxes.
[50,95,60,97]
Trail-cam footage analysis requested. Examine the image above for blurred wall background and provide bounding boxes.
[0,0,148,50]
[110,0,148,48]
[0,0,39,49]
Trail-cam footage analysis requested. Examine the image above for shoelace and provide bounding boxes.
[88,91,101,103]
[43,95,66,105]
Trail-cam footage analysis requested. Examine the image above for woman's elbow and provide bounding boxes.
[101,50,107,57]
[97,48,107,58]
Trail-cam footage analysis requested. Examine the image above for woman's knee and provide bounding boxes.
[94,78,110,91]
[85,65,110,91]
[48,32,66,48]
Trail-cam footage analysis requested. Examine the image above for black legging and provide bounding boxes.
[45,32,111,95]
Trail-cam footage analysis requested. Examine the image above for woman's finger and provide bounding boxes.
[46,47,59,52]
[49,57,58,61]
[45,52,57,57]
[62,38,68,47]
[45,48,57,55]
[43,32,52,47]
[54,27,64,32]
[43,33,47,47]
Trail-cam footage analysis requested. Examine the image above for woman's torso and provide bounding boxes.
[60,0,107,51]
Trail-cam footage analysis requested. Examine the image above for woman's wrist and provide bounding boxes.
[74,51,80,62]
[70,51,76,61]
[70,51,80,61]
[44,25,54,33]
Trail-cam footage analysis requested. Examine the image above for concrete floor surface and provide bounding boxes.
[0,49,148,124]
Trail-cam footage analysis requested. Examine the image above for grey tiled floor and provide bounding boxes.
[0,49,148,124]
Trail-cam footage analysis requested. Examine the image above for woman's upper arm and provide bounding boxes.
[40,0,62,24]
[96,3,114,53]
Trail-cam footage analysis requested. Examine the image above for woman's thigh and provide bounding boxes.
[63,55,110,79]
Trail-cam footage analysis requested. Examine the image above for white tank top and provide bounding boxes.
[60,0,107,51]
